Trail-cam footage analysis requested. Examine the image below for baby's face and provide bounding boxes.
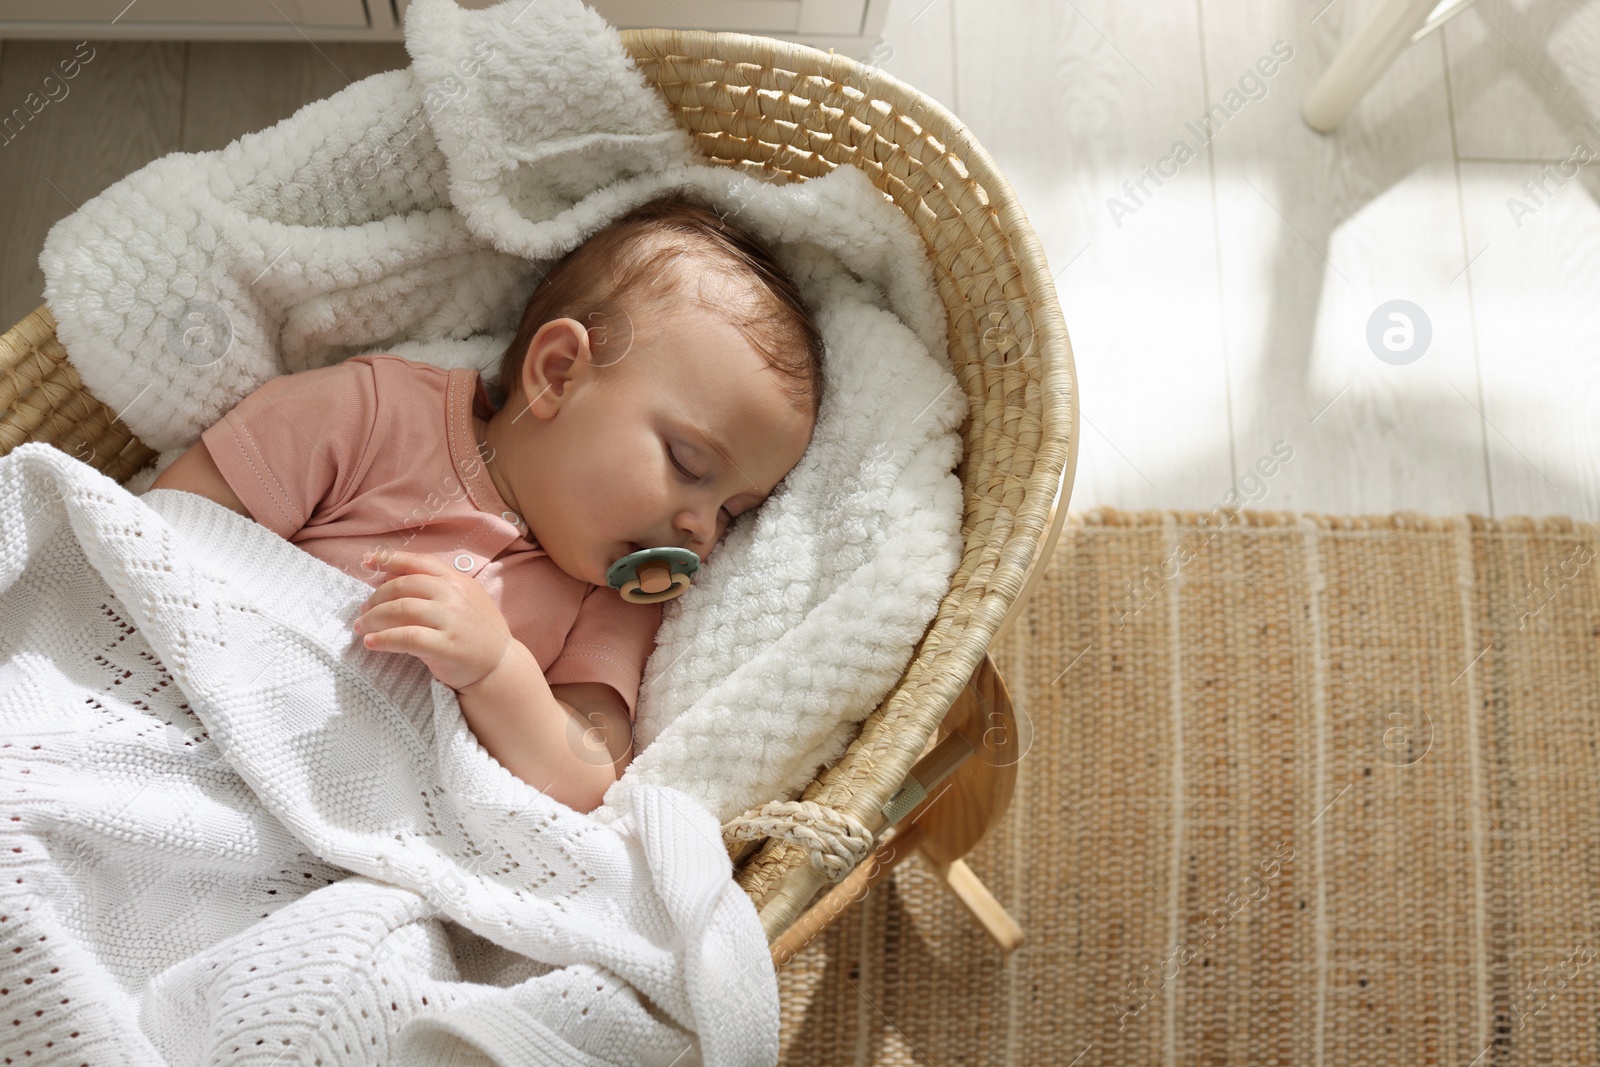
[493,299,816,588]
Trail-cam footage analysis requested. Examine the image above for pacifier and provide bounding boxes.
[606,546,701,604]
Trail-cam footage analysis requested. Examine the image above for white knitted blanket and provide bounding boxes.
[0,442,774,1066]
[36,0,966,832]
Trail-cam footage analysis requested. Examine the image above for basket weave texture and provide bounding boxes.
[0,28,1078,944]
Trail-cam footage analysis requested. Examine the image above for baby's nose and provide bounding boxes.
[678,521,717,559]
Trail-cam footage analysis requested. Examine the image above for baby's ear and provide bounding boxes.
[521,318,591,411]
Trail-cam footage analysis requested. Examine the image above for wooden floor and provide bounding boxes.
[1,0,1595,519]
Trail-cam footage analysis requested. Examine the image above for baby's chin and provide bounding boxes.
[587,540,637,588]
[531,532,611,588]
[579,547,614,588]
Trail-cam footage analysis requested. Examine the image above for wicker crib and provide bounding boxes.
[0,29,1078,959]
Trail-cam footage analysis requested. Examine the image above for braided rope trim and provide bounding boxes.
[722,799,877,883]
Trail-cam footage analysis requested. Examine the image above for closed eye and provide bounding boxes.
[666,444,699,481]
[667,443,734,524]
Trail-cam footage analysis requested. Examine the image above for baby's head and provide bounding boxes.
[486,187,824,588]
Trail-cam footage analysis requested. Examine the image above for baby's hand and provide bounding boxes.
[354,549,514,691]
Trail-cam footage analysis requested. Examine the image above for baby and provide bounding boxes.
[149,187,824,813]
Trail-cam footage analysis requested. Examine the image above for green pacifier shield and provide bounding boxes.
[606,546,701,603]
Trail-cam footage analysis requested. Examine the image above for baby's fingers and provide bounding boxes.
[360,624,435,654]
[356,595,441,635]
[361,574,442,613]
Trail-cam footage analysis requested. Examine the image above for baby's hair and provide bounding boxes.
[496,186,825,419]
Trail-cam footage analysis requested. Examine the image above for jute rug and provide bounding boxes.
[774,508,1600,1066]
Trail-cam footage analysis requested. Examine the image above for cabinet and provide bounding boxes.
[0,0,368,27]
[0,0,889,60]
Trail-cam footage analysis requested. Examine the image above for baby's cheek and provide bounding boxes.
[562,418,649,519]
[611,471,664,526]
[604,444,656,508]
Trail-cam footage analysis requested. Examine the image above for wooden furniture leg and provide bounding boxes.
[771,653,1024,968]
[916,852,1024,952]
[1302,0,1470,133]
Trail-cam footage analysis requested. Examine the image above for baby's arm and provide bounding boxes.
[158,358,380,541]
[357,549,631,814]
[149,441,254,519]
[457,660,634,814]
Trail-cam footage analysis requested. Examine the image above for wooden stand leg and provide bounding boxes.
[769,654,1025,968]
[898,652,1024,952]
[913,852,1025,952]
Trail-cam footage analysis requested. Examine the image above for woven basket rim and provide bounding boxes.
[0,26,1080,946]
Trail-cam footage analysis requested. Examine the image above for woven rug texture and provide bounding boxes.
[773,507,1600,1067]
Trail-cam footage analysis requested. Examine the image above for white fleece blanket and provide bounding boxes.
[0,442,772,1066]
[36,0,966,831]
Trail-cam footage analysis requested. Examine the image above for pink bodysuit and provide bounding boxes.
[200,353,663,720]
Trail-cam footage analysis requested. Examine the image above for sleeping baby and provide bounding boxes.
[149,187,824,813]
